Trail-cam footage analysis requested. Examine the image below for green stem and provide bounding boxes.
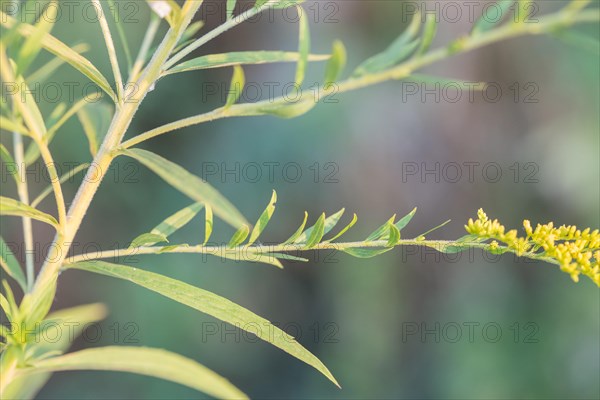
[12,131,34,291]
[64,239,558,266]
[123,8,600,149]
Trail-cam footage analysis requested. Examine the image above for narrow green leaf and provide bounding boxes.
[173,22,205,53]
[0,12,117,102]
[366,215,396,241]
[164,51,329,76]
[31,164,89,208]
[219,250,284,269]
[0,236,26,292]
[472,0,514,34]
[69,261,339,387]
[130,203,204,248]
[227,0,237,19]
[324,40,347,85]
[342,247,393,259]
[153,202,204,239]
[130,233,169,249]
[27,44,90,83]
[0,144,19,185]
[204,204,213,245]
[25,98,89,166]
[0,116,30,136]
[305,213,326,248]
[77,103,113,157]
[295,6,311,86]
[255,99,315,119]
[283,211,309,244]
[353,11,422,77]
[417,12,438,55]
[13,71,47,139]
[261,253,309,263]
[416,220,452,239]
[295,209,344,244]
[225,65,245,108]
[326,213,357,243]
[106,0,133,71]
[395,207,417,231]
[0,196,58,228]
[16,1,58,76]
[29,346,248,400]
[120,149,248,229]
[386,223,401,247]
[228,225,250,248]
[248,190,277,245]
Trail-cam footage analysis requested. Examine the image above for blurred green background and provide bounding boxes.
[1,0,599,399]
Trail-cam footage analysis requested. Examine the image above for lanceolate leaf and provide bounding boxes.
[295,6,311,86]
[68,261,339,387]
[386,223,401,247]
[0,12,117,102]
[395,207,417,231]
[366,215,396,241]
[0,196,58,228]
[305,213,326,248]
[326,213,357,243]
[29,346,248,400]
[417,13,438,55]
[283,211,309,244]
[227,225,250,248]
[294,209,344,244]
[324,40,347,85]
[226,0,237,19]
[342,247,393,259]
[248,190,277,245]
[31,164,90,208]
[163,51,329,76]
[120,149,248,229]
[204,205,214,245]
[0,144,19,184]
[0,117,30,136]
[2,303,108,400]
[130,203,204,248]
[225,65,245,108]
[16,1,58,76]
[353,11,422,77]
[472,0,514,34]
[0,236,26,292]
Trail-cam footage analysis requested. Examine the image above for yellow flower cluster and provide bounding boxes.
[466,209,600,286]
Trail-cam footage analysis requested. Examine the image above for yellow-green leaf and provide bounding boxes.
[225,65,245,108]
[68,261,339,387]
[283,211,308,244]
[16,1,58,75]
[324,40,347,85]
[228,225,250,248]
[305,213,326,248]
[163,51,329,76]
[295,6,311,86]
[0,236,26,292]
[204,204,213,245]
[120,149,248,229]
[76,103,113,157]
[0,11,117,102]
[29,346,248,400]
[0,196,58,228]
[248,190,277,245]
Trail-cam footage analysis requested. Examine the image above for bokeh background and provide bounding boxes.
[1,0,599,398]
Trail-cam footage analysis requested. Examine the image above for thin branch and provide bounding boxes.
[64,239,558,266]
[92,0,124,104]
[123,8,600,149]
[12,131,35,291]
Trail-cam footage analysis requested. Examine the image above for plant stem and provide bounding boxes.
[30,3,204,304]
[12,131,35,291]
[64,240,558,266]
[124,8,600,149]
[92,0,124,104]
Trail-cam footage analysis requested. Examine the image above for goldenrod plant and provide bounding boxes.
[0,0,598,398]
